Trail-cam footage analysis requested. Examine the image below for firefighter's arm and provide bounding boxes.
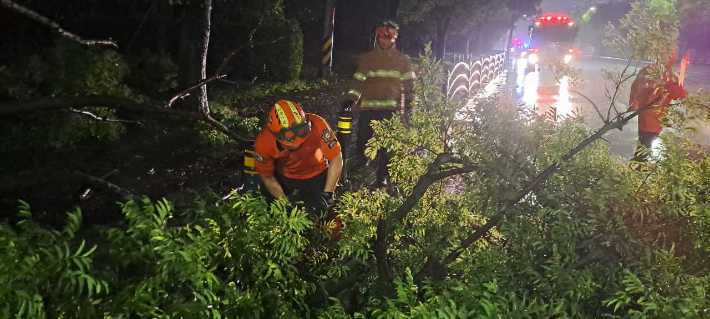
[344,56,368,109]
[318,119,343,192]
[324,153,343,193]
[254,137,287,200]
[260,175,288,200]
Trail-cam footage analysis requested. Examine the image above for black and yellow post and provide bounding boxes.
[318,0,336,78]
[336,111,353,183]
[240,141,262,194]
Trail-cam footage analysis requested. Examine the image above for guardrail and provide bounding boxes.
[445,53,506,100]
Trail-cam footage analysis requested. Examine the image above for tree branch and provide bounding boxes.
[0,96,251,142]
[214,35,290,76]
[68,108,143,126]
[373,153,476,296]
[73,170,134,198]
[436,96,663,272]
[570,89,607,124]
[167,74,226,108]
[0,0,118,49]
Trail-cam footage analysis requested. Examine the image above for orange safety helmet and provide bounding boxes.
[267,100,311,147]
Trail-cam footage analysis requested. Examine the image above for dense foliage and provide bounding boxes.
[2,1,710,318]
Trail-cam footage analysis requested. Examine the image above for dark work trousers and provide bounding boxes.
[272,169,328,215]
[356,109,395,186]
[631,130,661,162]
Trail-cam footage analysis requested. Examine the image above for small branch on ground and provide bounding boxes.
[79,169,119,201]
[74,170,134,198]
[0,0,118,49]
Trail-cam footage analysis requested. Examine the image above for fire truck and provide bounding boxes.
[521,13,580,72]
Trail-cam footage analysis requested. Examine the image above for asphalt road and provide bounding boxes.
[509,56,710,160]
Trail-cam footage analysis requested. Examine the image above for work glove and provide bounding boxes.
[313,191,335,215]
[341,100,355,112]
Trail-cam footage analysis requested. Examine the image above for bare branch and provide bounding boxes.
[0,96,251,142]
[167,75,226,108]
[570,89,607,124]
[73,170,134,198]
[0,0,118,49]
[214,35,290,76]
[68,108,143,126]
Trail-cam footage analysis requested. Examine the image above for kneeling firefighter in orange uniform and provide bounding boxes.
[254,100,343,227]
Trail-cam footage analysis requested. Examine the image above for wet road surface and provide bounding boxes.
[509,56,710,160]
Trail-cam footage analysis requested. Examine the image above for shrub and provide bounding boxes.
[0,40,131,152]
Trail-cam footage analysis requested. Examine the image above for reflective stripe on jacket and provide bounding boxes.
[346,45,415,111]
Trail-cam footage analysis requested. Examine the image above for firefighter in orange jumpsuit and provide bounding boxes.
[254,100,343,214]
[629,48,687,162]
[341,20,416,188]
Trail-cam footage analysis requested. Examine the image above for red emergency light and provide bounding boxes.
[537,13,574,25]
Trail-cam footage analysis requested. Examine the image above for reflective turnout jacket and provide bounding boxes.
[629,66,686,133]
[346,45,415,111]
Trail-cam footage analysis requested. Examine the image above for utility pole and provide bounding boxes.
[319,0,336,78]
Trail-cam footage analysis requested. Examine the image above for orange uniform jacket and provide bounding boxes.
[629,66,686,133]
[345,45,416,111]
[254,114,341,179]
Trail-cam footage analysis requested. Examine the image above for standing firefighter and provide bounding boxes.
[341,20,416,188]
[629,47,687,162]
[254,100,343,216]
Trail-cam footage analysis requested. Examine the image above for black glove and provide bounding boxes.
[341,100,355,111]
[313,191,335,214]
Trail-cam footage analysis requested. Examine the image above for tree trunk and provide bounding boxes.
[387,0,401,20]
[176,1,212,114]
[434,16,451,60]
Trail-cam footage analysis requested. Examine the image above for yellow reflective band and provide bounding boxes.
[322,37,333,51]
[366,70,401,79]
[274,103,288,127]
[322,54,331,65]
[243,170,258,175]
[353,72,367,81]
[347,89,361,97]
[244,156,254,168]
[338,118,353,130]
[285,100,302,124]
[401,71,416,80]
[244,149,255,168]
[362,99,398,108]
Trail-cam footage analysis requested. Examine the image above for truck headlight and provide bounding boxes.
[528,53,539,64]
[564,54,573,64]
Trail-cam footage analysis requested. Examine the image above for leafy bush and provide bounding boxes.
[127,49,178,95]
[258,18,304,83]
[1,194,329,318]
[0,40,131,151]
[199,101,260,146]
